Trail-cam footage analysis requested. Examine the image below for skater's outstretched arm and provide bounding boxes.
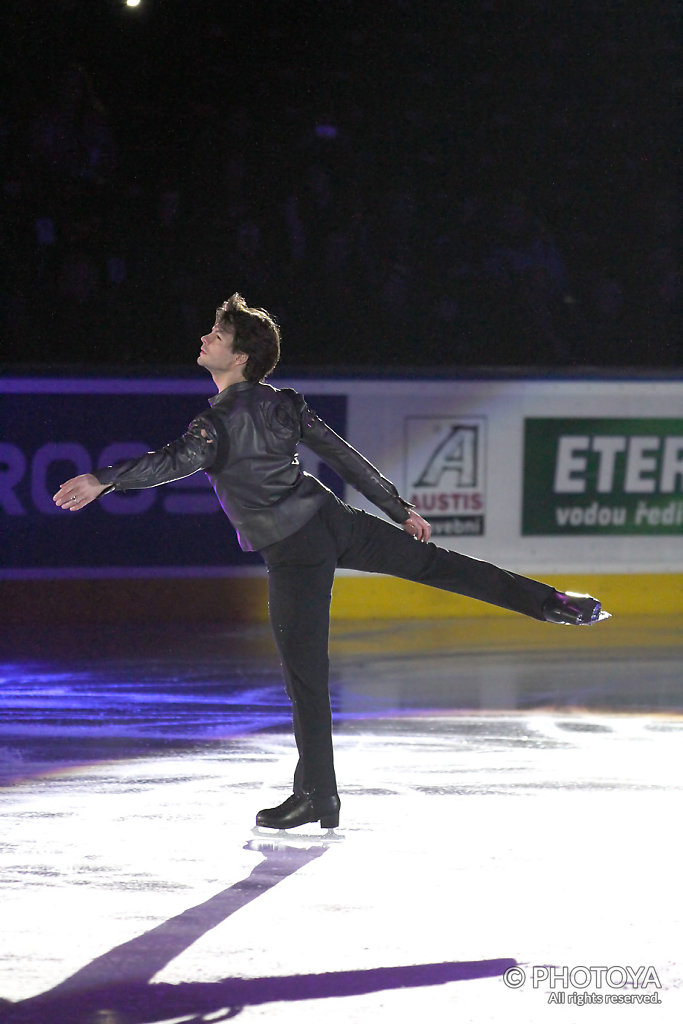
[52,416,218,513]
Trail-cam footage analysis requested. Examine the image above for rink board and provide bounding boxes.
[1,373,681,624]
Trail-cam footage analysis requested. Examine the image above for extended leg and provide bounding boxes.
[337,506,556,619]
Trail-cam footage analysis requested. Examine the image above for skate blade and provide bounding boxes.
[581,609,612,625]
[248,829,345,850]
[555,609,612,625]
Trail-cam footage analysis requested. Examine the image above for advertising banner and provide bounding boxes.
[0,379,346,576]
[3,374,681,578]
[523,418,683,535]
[404,416,486,537]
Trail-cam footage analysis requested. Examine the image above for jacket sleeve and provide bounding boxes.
[296,398,413,524]
[93,415,220,494]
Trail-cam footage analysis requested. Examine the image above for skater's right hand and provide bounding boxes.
[53,473,107,511]
[403,510,431,542]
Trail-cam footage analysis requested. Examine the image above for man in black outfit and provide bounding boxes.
[54,293,608,830]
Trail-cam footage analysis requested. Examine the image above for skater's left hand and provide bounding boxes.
[403,510,431,542]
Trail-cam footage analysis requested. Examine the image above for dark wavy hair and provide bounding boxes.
[215,293,281,382]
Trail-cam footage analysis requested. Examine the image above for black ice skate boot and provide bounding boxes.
[542,591,610,625]
[256,793,341,830]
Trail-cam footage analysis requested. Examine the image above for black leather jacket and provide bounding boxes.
[94,381,413,551]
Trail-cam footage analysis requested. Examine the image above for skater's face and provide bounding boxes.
[198,323,247,378]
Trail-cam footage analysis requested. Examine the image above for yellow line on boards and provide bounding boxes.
[330,573,682,620]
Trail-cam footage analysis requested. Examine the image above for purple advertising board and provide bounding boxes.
[0,377,346,577]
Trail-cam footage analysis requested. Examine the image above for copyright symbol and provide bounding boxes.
[503,966,526,989]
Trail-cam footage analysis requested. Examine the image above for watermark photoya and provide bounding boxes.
[503,964,663,1006]
[522,417,683,536]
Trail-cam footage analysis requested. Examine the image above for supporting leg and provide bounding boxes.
[262,514,340,800]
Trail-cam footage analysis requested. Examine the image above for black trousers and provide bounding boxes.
[260,493,555,799]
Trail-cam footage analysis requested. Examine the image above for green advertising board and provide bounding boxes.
[523,418,683,535]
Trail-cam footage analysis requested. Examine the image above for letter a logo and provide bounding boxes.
[414,426,478,488]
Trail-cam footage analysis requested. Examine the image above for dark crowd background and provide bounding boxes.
[1,0,680,371]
